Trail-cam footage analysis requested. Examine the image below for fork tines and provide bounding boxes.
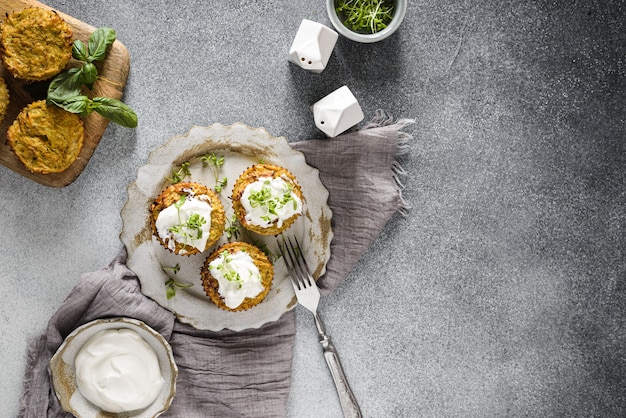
[279,235,313,290]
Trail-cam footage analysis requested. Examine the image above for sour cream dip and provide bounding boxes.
[74,328,164,413]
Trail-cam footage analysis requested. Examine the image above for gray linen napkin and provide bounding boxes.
[18,111,414,417]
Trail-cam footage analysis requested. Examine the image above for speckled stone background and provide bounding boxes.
[1,1,625,417]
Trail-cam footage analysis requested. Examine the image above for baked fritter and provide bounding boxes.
[0,76,9,124]
[1,7,73,81]
[150,182,226,256]
[231,163,304,236]
[7,100,84,174]
[201,241,274,312]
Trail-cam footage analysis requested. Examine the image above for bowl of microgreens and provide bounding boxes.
[326,0,407,43]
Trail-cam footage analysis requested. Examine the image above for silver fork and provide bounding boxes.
[279,236,362,418]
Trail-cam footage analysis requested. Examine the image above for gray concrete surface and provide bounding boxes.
[1,1,625,416]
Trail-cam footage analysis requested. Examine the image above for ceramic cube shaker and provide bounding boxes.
[288,19,338,73]
[312,85,364,137]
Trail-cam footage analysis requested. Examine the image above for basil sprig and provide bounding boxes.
[47,27,138,128]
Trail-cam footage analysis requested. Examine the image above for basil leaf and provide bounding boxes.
[87,28,117,62]
[72,39,88,61]
[81,63,98,89]
[91,97,138,128]
[47,68,83,101]
[53,95,92,117]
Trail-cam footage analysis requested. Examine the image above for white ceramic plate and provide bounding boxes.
[120,123,333,331]
[50,317,178,418]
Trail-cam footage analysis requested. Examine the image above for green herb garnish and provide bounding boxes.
[201,153,228,193]
[163,263,181,274]
[335,0,394,34]
[163,264,191,299]
[168,195,207,241]
[216,178,228,193]
[180,213,206,239]
[225,214,241,241]
[168,162,191,183]
[165,278,193,299]
[215,250,243,289]
[47,27,138,128]
[248,180,296,216]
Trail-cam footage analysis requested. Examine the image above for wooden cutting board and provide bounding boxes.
[0,0,130,187]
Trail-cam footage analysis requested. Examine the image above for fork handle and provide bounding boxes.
[314,313,362,418]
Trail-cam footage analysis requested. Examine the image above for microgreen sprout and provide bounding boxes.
[165,278,193,299]
[335,0,394,34]
[201,153,224,168]
[168,162,191,183]
[163,263,191,299]
[174,194,186,209]
[248,181,296,218]
[225,214,241,241]
[201,153,228,193]
[163,263,181,274]
[216,177,228,193]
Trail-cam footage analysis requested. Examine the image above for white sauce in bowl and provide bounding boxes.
[74,328,165,413]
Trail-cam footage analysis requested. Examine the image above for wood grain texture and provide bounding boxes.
[0,0,130,187]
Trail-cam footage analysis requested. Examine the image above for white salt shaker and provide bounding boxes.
[288,19,338,73]
[312,86,365,137]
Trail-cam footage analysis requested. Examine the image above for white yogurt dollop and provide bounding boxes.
[155,195,213,252]
[208,250,264,309]
[74,328,165,413]
[241,176,302,228]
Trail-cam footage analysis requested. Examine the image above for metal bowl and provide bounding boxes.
[326,0,407,43]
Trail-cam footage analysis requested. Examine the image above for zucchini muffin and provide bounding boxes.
[0,76,8,124]
[7,100,84,174]
[150,182,226,256]
[231,164,304,236]
[1,7,73,81]
[201,241,273,312]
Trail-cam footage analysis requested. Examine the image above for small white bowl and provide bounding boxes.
[50,317,178,418]
[326,0,407,43]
